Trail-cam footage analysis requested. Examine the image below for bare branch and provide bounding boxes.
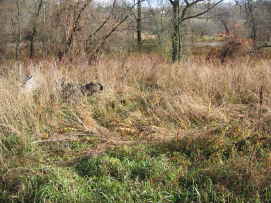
[88,0,146,57]
[181,0,205,20]
[181,0,224,22]
[91,15,130,56]
[256,44,271,50]
[29,0,44,58]
[62,0,92,57]
[85,0,117,53]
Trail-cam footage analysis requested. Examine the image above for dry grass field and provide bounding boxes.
[1,54,271,202]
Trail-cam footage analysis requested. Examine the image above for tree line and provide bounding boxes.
[0,0,271,63]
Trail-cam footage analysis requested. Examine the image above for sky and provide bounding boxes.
[93,0,230,8]
[94,0,165,7]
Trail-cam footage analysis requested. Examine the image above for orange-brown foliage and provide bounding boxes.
[206,36,254,64]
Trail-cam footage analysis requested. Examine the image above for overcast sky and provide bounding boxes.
[93,0,230,8]
[93,0,165,7]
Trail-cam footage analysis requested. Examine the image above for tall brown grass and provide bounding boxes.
[0,55,269,141]
[1,54,271,201]
[0,54,270,137]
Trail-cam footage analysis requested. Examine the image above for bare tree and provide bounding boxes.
[9,0,22,59]
[136,0,142,51]
[14,0,22,59]
[53,0,92,61]
[233,0,271,50]
[0,0,18,59]
[63,0,92,59]
[28,0,43,58]
[213,8,231,34]
[243,0,257,47]
[85,0,145,63]
[168,0,223,62]
[84,0,117,55]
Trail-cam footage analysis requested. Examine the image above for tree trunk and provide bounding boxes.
[245,0,257,48]
[62,0,91,60]
[220,19,230,35]
[29,29,36,58]
[169,0,223,62]
[177,21,182,61]
[171,1,179,62]
[15,0,21,60]
[29,0,43,58]
[137,0,142,51]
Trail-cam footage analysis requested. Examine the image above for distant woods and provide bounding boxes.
[0,0,271,63]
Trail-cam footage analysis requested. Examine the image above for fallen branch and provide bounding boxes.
[256,44,271,50]
[32,138,81,144]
